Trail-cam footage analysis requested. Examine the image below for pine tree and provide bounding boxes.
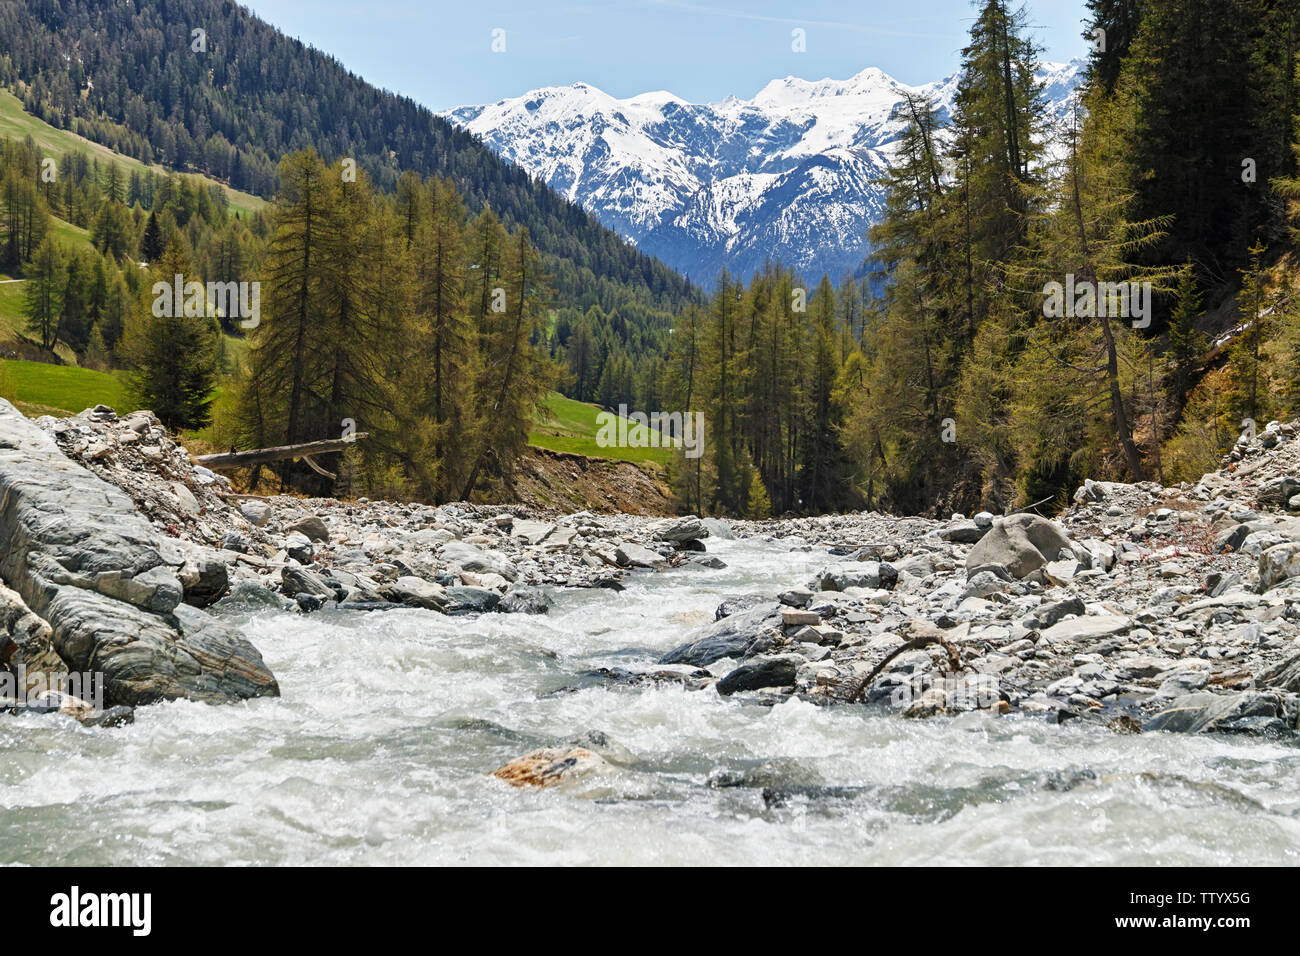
[123,237,218,429]
[23,236,64,352]
[1166,261,1206,411]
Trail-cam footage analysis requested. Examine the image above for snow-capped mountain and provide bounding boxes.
[443,59,1086,283]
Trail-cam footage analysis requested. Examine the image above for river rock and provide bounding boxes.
[440,541,518,581]
[0,400,278,706]
[444,585,500,613]
[0,582,66,695]
[238,500,273,527]
[700,518,735,540]
[715,594,768,620]
[809,561,895,592]
[655,515,708,543]
[615,542,665,569]
[1259,542,1300,592]
[498,585,552,614]
[286,514,329,542]
[660,602,781,666]
[716,655,800,696]
[491,747,611,788]
[965,515,1074,579]
[1038,613,1132,644]
[385,576,449,610]
[281,564,336,599]
[1142,691,1296,734]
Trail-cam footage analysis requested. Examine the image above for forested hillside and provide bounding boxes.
[0,0,697,362]
[656,0,1300,519]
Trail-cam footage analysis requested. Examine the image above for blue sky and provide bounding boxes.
[245,0,1091,111]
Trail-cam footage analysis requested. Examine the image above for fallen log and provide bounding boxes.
[195,434,368,471]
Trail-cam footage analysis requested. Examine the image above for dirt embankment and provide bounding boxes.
[492,446,676,515]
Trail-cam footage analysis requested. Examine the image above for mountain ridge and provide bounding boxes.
[444,59,1086,281]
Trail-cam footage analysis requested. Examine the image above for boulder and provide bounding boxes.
[808,561,896,592]
[715,594,768,620]
[0,582,66,695]
[384,576,449,610]
[716,656,800,696]
[1259,542,1300,592]
[965,515,1073,579]
[283,531,314,564]
[614,542,665,569]
[238,500,273,527]
[700,518,735,540]
[491,747,610,788]
[1143,691,1295,734]
[939,520,987,544]
[511,519,557,546]
[660,602,781,667]
[499,585,552,615]
[1038,613,1132,644]
[655,516,709,543]
[286,514,329,542]
[0,400,278,706]
[440,541,518,581]
[444,585,500,613]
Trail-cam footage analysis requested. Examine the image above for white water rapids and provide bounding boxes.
[2,536,1299,865]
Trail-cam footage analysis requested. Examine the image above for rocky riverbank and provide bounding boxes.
[8,402,1300,746]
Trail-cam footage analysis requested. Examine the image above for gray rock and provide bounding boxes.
[211,581,296,614]
[444,585,501,613]
[965,514,1073,579]
[0,400,278,706]
[1258,651,1300,693]
[440,541,519,581]
[940,520,987,544]
[1260,542,1300,592]
[700,518,735,540]
[655,516,709,543]
[281,565,336,599]
[715,594,768,620]
[384,576,449,610]
[286,515,329,542]
[809,561,896,592]
[661,602,782,667]
[220,531,250,553]
[615,542,666,569]
[178,554,229,608]
[1039,613,1132,644]
[1143,691,1295,734]
[283,531,314,564]
[512,519,557,546]
[1025,597,1086,629]
[499,585,553,615]
[238,500,273,527]
[716,656,800,696]
[778,587,813,607]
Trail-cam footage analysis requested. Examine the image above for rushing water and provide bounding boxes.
[2,536,1299,866]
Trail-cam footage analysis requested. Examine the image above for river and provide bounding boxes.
[2,536,1299,865]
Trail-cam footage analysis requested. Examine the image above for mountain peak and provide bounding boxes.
[443,59,1085,280]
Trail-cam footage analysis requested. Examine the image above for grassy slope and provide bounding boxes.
[529,392,673,465]
[0,89,267,217]
[0,357,130,417]
[0,96,664,468]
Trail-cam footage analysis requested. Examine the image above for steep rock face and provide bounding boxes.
[444,60,1083,281]
[0,400,278,706]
